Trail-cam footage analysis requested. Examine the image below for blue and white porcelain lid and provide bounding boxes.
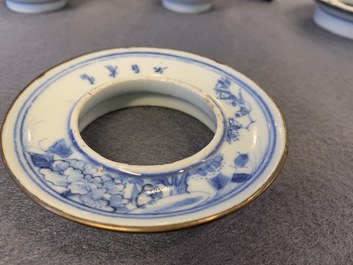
[1,48,287,232]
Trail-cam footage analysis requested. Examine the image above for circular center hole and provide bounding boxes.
[72,79,224,172]
[80,106,214,165]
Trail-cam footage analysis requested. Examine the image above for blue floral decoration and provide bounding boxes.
[214,77,255,143]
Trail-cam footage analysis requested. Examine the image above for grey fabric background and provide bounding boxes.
[1,0,353,264]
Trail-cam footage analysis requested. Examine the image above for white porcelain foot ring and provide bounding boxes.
[6,0,67,14]
[162,0,212,14]
[314,6,353,39]
[1,48,287,232]
[314,0,353,39]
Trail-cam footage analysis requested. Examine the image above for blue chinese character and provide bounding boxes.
[132,64,140,74]
[80,74,95,85]
[154,67,168,74]
[105,65,118,78]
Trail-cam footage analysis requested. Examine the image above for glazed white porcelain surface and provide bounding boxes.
[1,48,287,232]
[315,0,353,39]
[5,0,67,14]
[162,0,212,14]
[342,0,353,5]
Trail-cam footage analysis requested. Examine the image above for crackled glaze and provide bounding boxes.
[1,48,287,231]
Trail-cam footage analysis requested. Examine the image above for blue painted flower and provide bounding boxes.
[68,181,89,195]
[109,194,129,209]
[39,168,68,187]
[64,167,84,182]
[67,175,106,195]
[103,180,125,195]
[101,174,113,182]
[80,193,111,210]
[83,164,105,177]
[68,159,86,171]
[51,160,70,173]
[89,186,106,200]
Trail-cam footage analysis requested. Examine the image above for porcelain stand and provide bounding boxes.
[5,0,67,14]
[314,6,353,39]
[162,0,212,14]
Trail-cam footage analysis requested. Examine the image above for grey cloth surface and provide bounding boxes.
[1,0,353,264]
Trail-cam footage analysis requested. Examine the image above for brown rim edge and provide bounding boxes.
[0,47,288,233]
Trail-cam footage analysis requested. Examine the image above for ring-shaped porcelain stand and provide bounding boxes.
[1,48,287,232]
[5,0,67,14]
[314,0,353,39]
[161,0,212,14]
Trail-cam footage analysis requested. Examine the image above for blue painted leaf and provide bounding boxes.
[213,155,223,164]
[234,153,249,168]
[231,173,252,183]
[30,153,54,168]
[175,173,189,194]
[195,155,223,176]
[130,183,140,204]
[159,177,172,187]
[235,106,250,117]
[209,174,229,190]
[47,139,72,158]
[196,168,207,176]
[205,165,215,173]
